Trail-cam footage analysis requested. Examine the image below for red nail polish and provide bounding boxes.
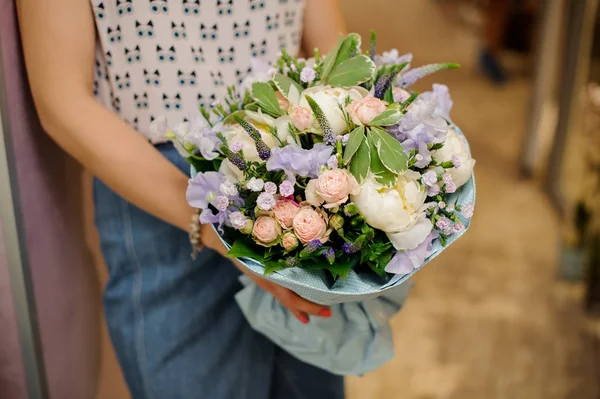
[298,315,309,324]
[319,309,332,318]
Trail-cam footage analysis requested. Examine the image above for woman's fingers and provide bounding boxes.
[278,288,331,317]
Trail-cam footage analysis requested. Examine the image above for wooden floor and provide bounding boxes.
[345,1,600,398]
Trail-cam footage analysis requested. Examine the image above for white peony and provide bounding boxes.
[351,174,433,251]
[299,85,369,136]
[432,126,475,188]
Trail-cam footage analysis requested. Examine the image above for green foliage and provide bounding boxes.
[343,126,365,164]
[370,127,408,173]
[251,82,284,118]
[367,133,397,187]
[369,110,403,127]
[349,136,371,183]
[227,239,265,261]
[328,55,376,87]
[186,157,221,173]
[273,73,303,103]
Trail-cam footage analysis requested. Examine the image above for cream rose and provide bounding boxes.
[351,174,433,250]
[252,216,281,246]
[292,207,328,243]
[432,126,476,188]
[305,169,360,208]
[272,199,300,229]
[299,85,369,136]
[289,105,314,131]
[346,96,388,125]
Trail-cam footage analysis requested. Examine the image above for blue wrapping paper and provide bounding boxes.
[197,125,476,375]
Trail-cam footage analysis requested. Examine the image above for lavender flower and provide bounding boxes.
[327,155,339,169]
[279,180,294,197]
[421,171,438,187]
[385,230,439,275]
[264,182,277,195]
[221,146,248,172]
[445,182,457,194]
[305,239,322,253]
[257,192,276,211]
[342,242,361,254]
[436,217,452,231]
[442,173,453,186]
[452,222,465,233]
[285,257,298,268]
[419,84,454,120]
[427,184,441,197]
[266,143,333,182]
[461,203,474,219]
[451,155,461,168]
[234,116,271,160]
[388,98,448,167]
[323,248,335,263]
[246,177,265,192]
[399,63,459,89]
[300,67,316,83]
[229,211,248,230]
[305,95,335,145]
[216,195,229,212]
[219,181,238,197]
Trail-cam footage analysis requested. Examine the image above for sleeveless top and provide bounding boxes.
[91,0,306,143]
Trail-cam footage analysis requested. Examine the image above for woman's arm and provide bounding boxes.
[17,0,328,323]
[302,0,348,55]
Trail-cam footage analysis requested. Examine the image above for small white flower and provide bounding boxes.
[247,177,265,192]
[219,181,238,197]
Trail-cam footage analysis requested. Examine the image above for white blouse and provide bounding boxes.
[91,0,306,142]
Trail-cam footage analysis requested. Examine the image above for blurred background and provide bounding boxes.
[1,0,600,398]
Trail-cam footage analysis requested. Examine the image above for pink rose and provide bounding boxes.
[289,105,314,131]
[252,216,282,246]
[272,199,300,229]
[281,231,299,251]
[276,91,290,111]
[346,96,388,125]
[293,207,328,243]
[307,169,360,209]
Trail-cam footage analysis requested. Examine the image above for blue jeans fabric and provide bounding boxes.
[93,143,344,399]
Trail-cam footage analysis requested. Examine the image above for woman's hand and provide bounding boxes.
[201,224,331,324]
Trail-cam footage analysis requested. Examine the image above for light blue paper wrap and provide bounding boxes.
[195,125,476,375]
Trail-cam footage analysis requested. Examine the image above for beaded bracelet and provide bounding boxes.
[189,209,202,259]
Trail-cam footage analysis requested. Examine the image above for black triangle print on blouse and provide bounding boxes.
[233,20,250,38]
[157,45,177,62]
[200,23,218,40]
[183,0,200,15]
[124,45,142,63]
[248,0,264,11]
[171,22,187,39]
[144,69,161,86]
[136,20,155,38]
[216,0,233,16]
[178,70,197,86]
[116,0,134,16]
[191,46,205,63]
[149,0,168,14]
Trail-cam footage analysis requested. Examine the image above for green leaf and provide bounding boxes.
[327,255,357,280]
[251,82,284,118]
[244,102,260,112]
[319,35,344,82]
[342,126,365,164]
[369,110,403,127]
[273,73,303,104]
[383,85,394,103]
[367,132,398,186]
[226,239,265,262]
[328,55,376,87]
[334,33,362,68]
[264,259,288,275]
[349,136,371,183]
[222,110,247,125]
[370,127,408,173]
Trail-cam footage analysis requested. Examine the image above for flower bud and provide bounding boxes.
[344,203,359,216]
[329,214,345,230]
[281,232,299,251]
[240,219,254,235]
[350,215,364,227]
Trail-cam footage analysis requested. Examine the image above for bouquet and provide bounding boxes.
[159,31,476,375]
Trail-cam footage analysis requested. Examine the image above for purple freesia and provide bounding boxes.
[388,98,448,168]
[187,171,243,232]
[419,84,454,121]
[385,230,439,275]
[266,143,333,182]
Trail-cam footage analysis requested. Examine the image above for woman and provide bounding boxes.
[17,0,346,398]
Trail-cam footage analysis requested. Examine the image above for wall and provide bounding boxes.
[0,1,100,398]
